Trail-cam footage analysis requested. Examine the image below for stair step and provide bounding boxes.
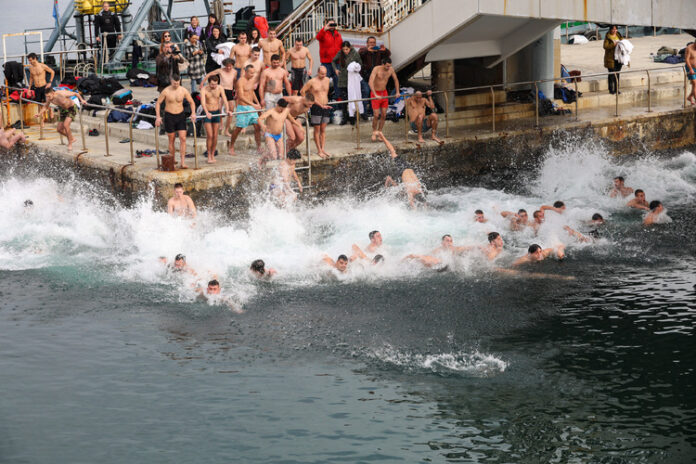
[454,90,506,107]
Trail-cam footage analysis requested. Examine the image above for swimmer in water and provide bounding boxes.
[484,232,504,260]
[530,210,545,233]
[609,176,634,198]
[474,209,488,223]
[590,213,605,225]
[643,200,665,225]
[385,165,427,209]
[0,128,27,149]
[626,189,650,210]
[350,244,386,266]
[366,230,382,254]
[431,234,474,255]
[172,253,197,275]
[195,279,242,312]
[271,148,303,205]
[403,253,446,270]
[512,244,565,266]
[250,259,277,279]
[322,254,349,273]
[167,183,197,218]
[500,209,529,231]
[540,201,566,214]
[563,225,593,243]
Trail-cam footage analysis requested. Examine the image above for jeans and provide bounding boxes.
[190,77,201,95]
[607,63,623,94]
[322,62,338,99]
[360,80,372,116]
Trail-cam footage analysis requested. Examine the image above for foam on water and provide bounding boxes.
[2,143,695,301]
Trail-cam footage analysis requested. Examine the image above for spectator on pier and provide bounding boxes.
[316,19,343,98]
[332,41,361,125]
[184,32,206,94]
[359,36,390,113]
[204,26,226,74]
[186,16,203,39]
[202,14,225,42]
[94,1,122,60]
[406,90,442,144]
[603,25,624,95]
[156,40,184,93]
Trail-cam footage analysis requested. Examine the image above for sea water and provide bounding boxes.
[1,141,695,463]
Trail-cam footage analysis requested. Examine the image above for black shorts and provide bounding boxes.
[310,103,332,126]
[164,111,187,133]
[291,67,307,91]
[31,86,46,103]
[224,89,235,102]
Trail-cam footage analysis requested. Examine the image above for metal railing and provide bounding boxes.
[3,47,101,83]
[3,86,314,189]
[98,27,188,74]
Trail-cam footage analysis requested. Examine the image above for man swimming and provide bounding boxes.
[609,176,634,198]
[322,254,349,273]
[626,189,650,210]
[530,210,545,232]
[474,209,488,223]
[250,259,277,279]
[366,230,383,254]
[271,148,303,204]
[171,253,197,275]
[167,182,197,218]
[540,201,566,214]
[350,244,385,266]
[512,244,565,266]
[643,200,665,225]
[501,209,529,231]
[484,232,504,260]
[384,162,427,209]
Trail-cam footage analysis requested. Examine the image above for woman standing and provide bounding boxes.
[332,41,362,124]
[186,16,202,38]
[184,31,206,94]
[202,14,225,42]
[604,25,624,95]
[204,25,226,74]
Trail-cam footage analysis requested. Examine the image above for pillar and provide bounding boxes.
[432,60,455,113]
[531,30,554,99]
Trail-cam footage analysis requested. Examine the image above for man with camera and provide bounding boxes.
[316,19,343,99]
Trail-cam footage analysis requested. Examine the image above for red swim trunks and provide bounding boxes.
[371,90,389,110]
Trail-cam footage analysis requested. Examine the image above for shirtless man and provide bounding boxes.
[244,47,264,99]
[322,254,349,273]
[484,232,504,260]
[230,32,251,78]
[365,230,383,254]
[431,234,473,255]
[501,209,529,231]
[36,88,87,151]
[540,201,566,214]
[512,243,565,266]
[200,74,230,163]
[406,90,442,144]
[685,42,696,105]
[27,52,54,103]
[272,148,304,204]
[0,128,26,149]
[626,189,650,210]
[259,54,292,110]
[286,38,314,96]
[201,58,237,135]
[368,57,399,141]
[167,183,197,218]
[257,98,302,165]
[250,259,277,279]
[228,65,263,156]
[155,75,197,169]
[283,93,314,151]
[474,210,488,223]
[531,210,545,232]
[259,28,285,67]
[609,176,634,198]
[385,167,426,208]
[643,200,665,225]
[300,66,333,158]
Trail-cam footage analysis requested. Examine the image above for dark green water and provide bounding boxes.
[1,145,695,463]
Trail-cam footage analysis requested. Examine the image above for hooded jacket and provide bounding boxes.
[316,27,343,63]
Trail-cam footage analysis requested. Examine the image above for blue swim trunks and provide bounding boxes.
[265,132,282,142]
[236,105,259,128]
[410,119,431,133]
[687,65,696,81]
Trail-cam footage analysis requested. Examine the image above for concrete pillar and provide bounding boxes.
[432,60,456,113]
[531,30,554,99]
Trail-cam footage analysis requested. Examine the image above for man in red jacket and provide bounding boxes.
[316,19,342,99]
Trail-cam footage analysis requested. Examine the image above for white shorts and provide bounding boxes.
[265,92,283,110]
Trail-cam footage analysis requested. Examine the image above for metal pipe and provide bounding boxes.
[574,79,579,121]
[129,114,135,164]
[155,125,161,169]
[490,86,495,132]
[104,109,112,156]
[684,67,688,109]
[354,101,360,149]
[18,95,24,133]
[615,71,619,117]
[192,119,199,170]
[646,70,652,112]
[534,81,539,128]
[79,108,87,151]
[443,91,450,137]
[306,116,312,188]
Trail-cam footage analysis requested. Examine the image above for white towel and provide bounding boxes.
[212,42,235,66]
[614,39,633,66]
[347,61,363,116]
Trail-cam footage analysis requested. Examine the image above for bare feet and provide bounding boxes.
[67,137,77,150]
[180,164,189,169]
[228,141,236,156]
[371,131,378,142]
[431,135,444,145]
[417,137,425,143]
[207,158,216,164]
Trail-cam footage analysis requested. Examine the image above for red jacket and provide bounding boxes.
[316,27,343,63]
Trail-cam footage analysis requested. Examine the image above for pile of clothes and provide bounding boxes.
[652,45,687,64]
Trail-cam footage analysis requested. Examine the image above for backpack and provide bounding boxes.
[107,109,131,123]
[111,88,132,105]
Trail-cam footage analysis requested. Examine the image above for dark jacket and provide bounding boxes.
[603,32,623,69]
[204,35,226,73]
[358,47,391,81]
[332,48,362,88]
[94,11,121,37]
